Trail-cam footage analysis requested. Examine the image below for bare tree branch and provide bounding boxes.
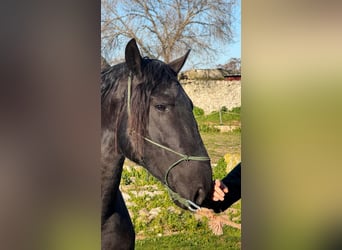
[101,0,237,63]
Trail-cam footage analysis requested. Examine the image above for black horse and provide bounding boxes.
[101,39,212,249]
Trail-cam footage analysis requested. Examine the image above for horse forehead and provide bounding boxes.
[144,60,176,80]
[152,80,180,96]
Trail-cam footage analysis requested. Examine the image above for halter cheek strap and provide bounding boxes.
[126,72,209,212]
[127,71,133,117]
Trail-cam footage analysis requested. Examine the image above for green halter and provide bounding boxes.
[127,73,210,211]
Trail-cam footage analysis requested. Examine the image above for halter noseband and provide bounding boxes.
[127,72,210,211]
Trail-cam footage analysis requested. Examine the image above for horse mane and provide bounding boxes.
[101,63,127,103]
[101,57,178,160]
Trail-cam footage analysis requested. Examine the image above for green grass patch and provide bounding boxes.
[135,227,241,250]
[195,107,240,127]
[122,159,241,249]
[213,157,228,180]
[200,131,241,163]
[194,106,240,133]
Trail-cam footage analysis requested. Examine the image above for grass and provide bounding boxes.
[201,131,241,164]
[125,107,241,249]
[123,164,241,249]
[195,107,241,127]
[135,226,241,250]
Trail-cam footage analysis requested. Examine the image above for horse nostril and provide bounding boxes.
[194,187,206,205]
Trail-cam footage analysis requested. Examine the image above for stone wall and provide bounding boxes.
[180,79,241,114]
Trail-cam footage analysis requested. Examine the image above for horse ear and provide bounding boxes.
[125,39,142,76]
[168,50,191,74]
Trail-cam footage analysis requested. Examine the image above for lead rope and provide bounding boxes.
[195,208,241,235]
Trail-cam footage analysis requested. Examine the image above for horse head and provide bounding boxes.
[105,39,212,210]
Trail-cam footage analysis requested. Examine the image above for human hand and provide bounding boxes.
[212,180,228,201]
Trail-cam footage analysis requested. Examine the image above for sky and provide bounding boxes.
[184,1,241,70]
[223,0,241,61]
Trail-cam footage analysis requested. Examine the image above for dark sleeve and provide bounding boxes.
[202,162,241,213]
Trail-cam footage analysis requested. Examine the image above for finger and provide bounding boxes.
[220,183,229,193]
[215,179,228,193]
[213,188,225,201]
[212,186,222,200]
[214,179,221,186]
[212,195,219,201]
[213,192,223,201]
[215,180,228,194]
[214,183,225,197]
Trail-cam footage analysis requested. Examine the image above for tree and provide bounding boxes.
[101,0,236,63]
[218,57,241,74]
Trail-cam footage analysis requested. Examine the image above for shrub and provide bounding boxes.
[193,106,204,116]
[230,106,241,114]
[221,106,228,112]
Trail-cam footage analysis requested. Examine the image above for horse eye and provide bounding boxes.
[155,104,167,112]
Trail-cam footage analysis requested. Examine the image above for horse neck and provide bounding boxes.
[101,151,125,221]
[101,127,126,197]
[101,68,131,168]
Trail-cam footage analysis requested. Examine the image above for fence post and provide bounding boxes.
[219,107,223,125]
